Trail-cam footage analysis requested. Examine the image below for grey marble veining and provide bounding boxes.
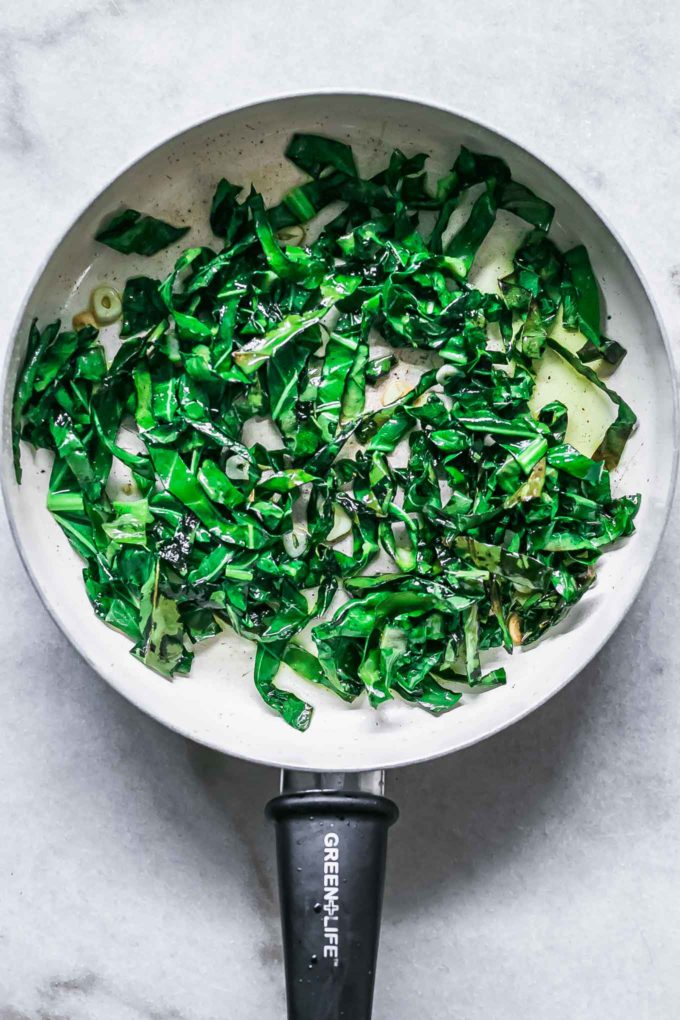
[1,2,679,1017]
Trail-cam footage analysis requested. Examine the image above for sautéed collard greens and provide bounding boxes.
[12,135,639,730]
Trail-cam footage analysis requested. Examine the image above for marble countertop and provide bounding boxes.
[2,2,680,1017]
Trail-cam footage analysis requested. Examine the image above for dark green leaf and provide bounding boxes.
[285,133,358,179]
[121,277,166,337]
[96,208,190,256]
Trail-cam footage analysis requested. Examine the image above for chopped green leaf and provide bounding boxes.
[96,208,190,256]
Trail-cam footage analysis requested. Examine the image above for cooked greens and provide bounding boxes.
[95,209,190,256]
[13,135,639,730]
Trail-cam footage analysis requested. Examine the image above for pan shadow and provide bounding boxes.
[184,740,280,920]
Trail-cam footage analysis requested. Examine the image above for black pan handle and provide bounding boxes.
[266,771,398,1020]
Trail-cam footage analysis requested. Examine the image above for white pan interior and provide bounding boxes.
[1,93,676,772]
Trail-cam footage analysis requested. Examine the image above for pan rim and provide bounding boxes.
[2,88,678,772]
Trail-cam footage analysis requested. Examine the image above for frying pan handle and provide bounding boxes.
[266,770,398,1020]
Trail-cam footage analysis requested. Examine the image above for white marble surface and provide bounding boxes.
[1,2,680,1017]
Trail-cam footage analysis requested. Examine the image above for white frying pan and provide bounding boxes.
[2,92,677,1019]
